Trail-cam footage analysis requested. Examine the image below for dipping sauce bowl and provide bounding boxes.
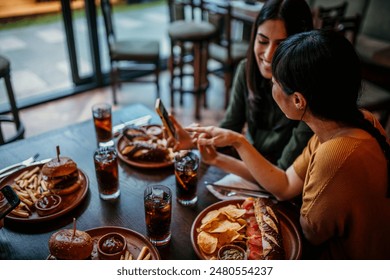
[97,232,127,260]
[218,244,247,260]
[35,194,62,217]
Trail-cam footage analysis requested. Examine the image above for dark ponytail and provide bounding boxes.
[354,111,390,197]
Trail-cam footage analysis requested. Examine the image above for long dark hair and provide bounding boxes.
[272,29,390,196]
[246,0,313,126]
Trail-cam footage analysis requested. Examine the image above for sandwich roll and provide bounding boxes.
[254,198,285,260]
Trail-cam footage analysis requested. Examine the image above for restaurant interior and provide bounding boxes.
[0,0,390,261]
[0,0,389,139]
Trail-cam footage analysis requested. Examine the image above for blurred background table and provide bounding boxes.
[0,103,226,260]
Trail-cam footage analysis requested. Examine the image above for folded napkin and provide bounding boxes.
[206,173,265,200]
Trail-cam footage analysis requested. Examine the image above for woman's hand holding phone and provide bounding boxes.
[167,115,197,151]
[155,98,199,151]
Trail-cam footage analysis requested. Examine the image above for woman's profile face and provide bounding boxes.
[254,19,287,79]
[271,78,300,120]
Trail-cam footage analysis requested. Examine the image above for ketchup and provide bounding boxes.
[101,236,124,254]
[37,195,60,209]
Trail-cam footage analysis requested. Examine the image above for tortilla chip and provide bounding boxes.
[217,229,241,247]
[201,209,221,224]
[220,205,246,220]
[208,220,241,233]
[198,231,218,254]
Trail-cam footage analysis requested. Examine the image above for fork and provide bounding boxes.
[223,189,271,199]
[208,184,271,199]
[0,153,40,178]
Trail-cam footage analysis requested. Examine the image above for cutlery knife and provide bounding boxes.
[207,182,272,198]
[0,154,39,175]
[0,158,52,180]
[225,190,272,199]
[206,182,267,194]
[113,115,152,137]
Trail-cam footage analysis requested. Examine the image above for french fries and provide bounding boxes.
[137,246,150,260]
[120,250,134,260]
[8,166,49,217]
[120,246,151,260]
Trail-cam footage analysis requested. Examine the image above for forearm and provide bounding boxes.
[193,125,302,199]
[212,153,257,183]
[232,134,294,200]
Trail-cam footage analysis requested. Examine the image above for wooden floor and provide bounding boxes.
[15,71,226,139]
[0,0,85,20]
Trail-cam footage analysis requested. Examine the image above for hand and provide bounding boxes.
[167,115,197,151]
[197,133,218,165]
[187,126,242,148]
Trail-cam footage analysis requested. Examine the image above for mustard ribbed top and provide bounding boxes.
[293,114,390,259]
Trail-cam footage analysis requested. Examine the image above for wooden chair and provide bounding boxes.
[359,81,390,128]
[100,0,160,105]
[313,2,360,46]
[167,0,217,119]
[336,13,362,46]
[0,55,25,145]
[313,1,348,30]
[205,0,249,108]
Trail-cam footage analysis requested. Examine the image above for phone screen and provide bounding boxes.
[155,98,176,139]
[0,185,20,219]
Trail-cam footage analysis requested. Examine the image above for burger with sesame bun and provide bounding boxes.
[49,219,93,260]
[41,157,81,195]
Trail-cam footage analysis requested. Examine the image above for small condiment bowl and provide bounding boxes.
[35,194,62,217]
[97,232,127,260]
[218,244,247,260]
[145,125,163,139]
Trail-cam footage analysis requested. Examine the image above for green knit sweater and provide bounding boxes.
[220,59,313,169]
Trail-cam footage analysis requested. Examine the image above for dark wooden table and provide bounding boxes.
[0,103,226,260]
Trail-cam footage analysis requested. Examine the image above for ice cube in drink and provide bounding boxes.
[94,147,119,200]
[144,185,172,246]
[174,151,199,206]
[92,103,112,145]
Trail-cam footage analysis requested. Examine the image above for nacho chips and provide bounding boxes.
[197,203,247,257]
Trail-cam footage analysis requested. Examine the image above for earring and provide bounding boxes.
[296,104,303,110]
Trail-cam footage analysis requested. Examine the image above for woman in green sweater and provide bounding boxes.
[219,0,314,170]
[171,0,314,176]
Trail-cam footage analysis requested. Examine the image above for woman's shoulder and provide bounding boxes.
[235,59,247,77]
[312,135,379,169]
[238,58,247,68]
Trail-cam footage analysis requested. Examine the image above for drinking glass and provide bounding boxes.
[174,150,199,206]
[94,146,120,200]
[144,185,172,246]
[92,103,113,147]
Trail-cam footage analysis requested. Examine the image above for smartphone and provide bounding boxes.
[155,98,177,139]
[0,185,20,219]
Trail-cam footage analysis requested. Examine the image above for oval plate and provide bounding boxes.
[2,164,89,223]
[116,134,173,169]
[191,199,302,260]
[48,226,160,260]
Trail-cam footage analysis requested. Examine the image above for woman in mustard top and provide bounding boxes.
[188,30,390,259]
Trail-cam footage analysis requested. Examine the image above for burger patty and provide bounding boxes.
[47,170,79,190]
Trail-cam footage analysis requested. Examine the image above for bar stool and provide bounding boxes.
[168,0,217,120]
[0,55,25,145]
